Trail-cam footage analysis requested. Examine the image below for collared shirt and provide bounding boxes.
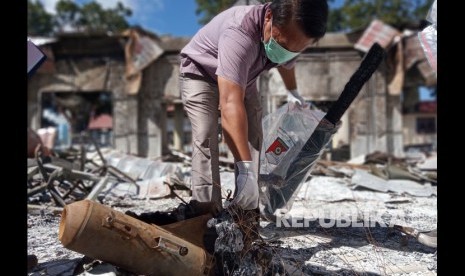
[180,3,297,91]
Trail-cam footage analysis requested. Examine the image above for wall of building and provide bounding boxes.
[349,70,389,158]
[28,74,50,131]
[137,54,180,158]
[107,61,139,156]
[296,50,362,151]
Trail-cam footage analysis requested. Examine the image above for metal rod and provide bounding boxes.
[86,176,110,201]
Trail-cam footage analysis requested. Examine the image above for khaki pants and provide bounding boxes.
[180,73,263,206]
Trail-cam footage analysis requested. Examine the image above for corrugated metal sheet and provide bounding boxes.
[417,60,437,86]
[354,20,400,52]
[28,37,58,46]
[404,35,425,70]
[40,66,110,92]
[404,35,436,86]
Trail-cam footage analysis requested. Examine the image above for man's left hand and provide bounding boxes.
[287,89,306,106]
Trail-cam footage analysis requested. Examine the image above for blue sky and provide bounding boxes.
[39,0,201,36]
[39,0,344,37]
[419,86,436,101]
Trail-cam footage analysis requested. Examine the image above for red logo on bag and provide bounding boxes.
[266,137,289,155]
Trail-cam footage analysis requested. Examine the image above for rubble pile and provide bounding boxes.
[28,148,437,275]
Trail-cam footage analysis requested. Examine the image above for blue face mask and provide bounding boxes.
[263,20,300,64]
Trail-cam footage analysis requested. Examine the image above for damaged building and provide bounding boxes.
[27,27,191,158]
[27,20,436,161]
[27,16,438,275]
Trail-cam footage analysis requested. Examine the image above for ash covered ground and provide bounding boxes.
[27,150,437,275]
[28,178,437,275]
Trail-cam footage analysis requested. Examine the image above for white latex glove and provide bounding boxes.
[287,89,306,106]
[230,161,259,210]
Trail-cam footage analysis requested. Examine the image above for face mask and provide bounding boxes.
[263,20,300,64]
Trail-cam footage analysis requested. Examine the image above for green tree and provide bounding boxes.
[76,1,132,33]
[328,0,434,32]
[193,0,433,31]
[195,0,237,25]
[28,0,54,36]
[54,0,81,32]
[195,0,268,25]
[28,0,132,36]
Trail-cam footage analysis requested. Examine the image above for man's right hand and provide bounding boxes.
[230,161,259,210]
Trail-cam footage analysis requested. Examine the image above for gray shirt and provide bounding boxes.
[180,3,296,91]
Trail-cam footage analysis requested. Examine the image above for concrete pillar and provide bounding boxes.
[173,103,184,151]
[144,99,164,158]
[113,97,138,155]
[386,94,404,157]
[331,112,349,148]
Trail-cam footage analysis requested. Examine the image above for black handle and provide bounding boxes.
[324,43,386,125]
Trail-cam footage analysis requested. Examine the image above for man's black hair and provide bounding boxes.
[270,0,329,39]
